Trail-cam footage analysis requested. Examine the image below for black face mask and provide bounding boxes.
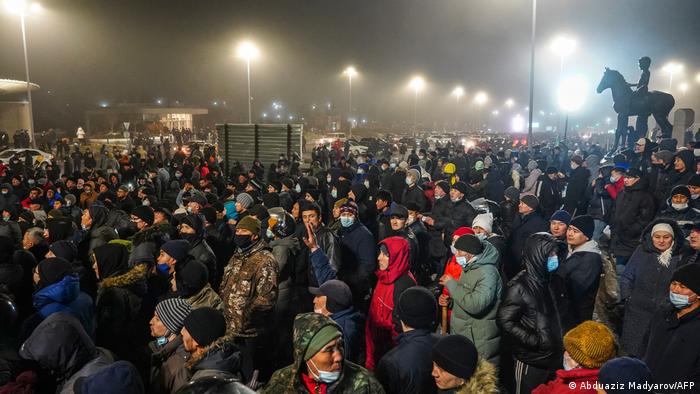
[234,234,254,249]
[181,233,199,244]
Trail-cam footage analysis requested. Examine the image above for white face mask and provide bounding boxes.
[563,352,579,371]
[363,180,370,189]
[407,215,416,225]
[693,194,700,200]
[405,177,414,186]
[326,176,332,183]
[331,189,338,198]
[672,202,689,210]
[295,184,302,193]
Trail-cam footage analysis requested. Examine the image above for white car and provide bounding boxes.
[0,148,54,164]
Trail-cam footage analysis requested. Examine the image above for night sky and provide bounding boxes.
[1,0,699,131]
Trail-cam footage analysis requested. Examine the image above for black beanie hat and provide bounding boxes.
[432,335,478,380]
[397,287,437,330]
[452,181,468,195]
[670,185,691,200]
[37,257,74,289]
[672,264,700,295]
[454,234,484,255]
[183,307,227,347]
[132,205,154,226]
[569,215,595,240]
[48,240,78,262]
[175,260,209,297]
[435,181,451,196]
[200,206,217,225]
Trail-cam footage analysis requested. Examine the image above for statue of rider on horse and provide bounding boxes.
[597,56,675,153]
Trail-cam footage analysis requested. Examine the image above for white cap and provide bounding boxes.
[472,213,494,234]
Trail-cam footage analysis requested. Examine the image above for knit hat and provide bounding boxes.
[132,206,154,226]
[452,181,468,196]
[545,166,558,175]
[398,161,409,170]
[689,174,700,188]
[200,206,217,225]
[236,216,261,234]
[175,260,209,297]
[262,192,281,208]
[183,307,227,347]
[48,240,78,261]
[160,240,190,263]
[79,360,145,394]
[527,160,538,171]
[452,227,475,239]
[187,193,208,207]
[435,181,451,195]
[397,287,437,330]
[472,213,493,234]
[87,204,108,225]
[625,168,642,178]
[236,193,254,209]
[309,279,352,313]
[432,335,478,380]
[653,150,674,164]
[550,210,572,225]
[671,264,700,295]
[454,234,484,255]
[563,321,616,369]
[180,214,204,235]
[569,215,594,240]
[670,185,691,199]
[504,186,520,202]
[37,257,74,289]
[651,223,674,238]
[304,323,342,362]
[339,201,358,217]
[598,357,652,394]
[407,169,420,182]
[521,194,539,210]
[571,155,584,166]
[635,138,647,146]
[389,203,408,219]
[155,298,192,335]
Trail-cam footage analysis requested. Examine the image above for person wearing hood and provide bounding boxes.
[78,203,117,264]
[365,236,416,371]
[148,298,192,394]
[178,213,218,290]
[263,312,384,393]
[562,155,591,216]
[129,205,173,266]
[337,201,376,306]
[439,233,502,365]
[174,259,223,311]
[0,183,19,213]
[92,243,149,368]
[499,186,520,239]
[78,360,145,394]
[23,257,94,340]
[218,215,278,380]
[19,312,114,394]
[552,215,602,332]
[349,182,374,229]
[620,219,685,357]
[61,194,83,225]
[648,150,676,209]
[522,160,542,195]
[0,202,22,248]
[509,194,549,275]
[376,287,440,394]
[498,232,565,394]
[587,166,623,241]
[659,185,698,236]
[532,320,616,394]
[401,168,427,212]
[672,149,695,189]
[430,335,499,394]
[535,167,563,219]
[181,307,242,384]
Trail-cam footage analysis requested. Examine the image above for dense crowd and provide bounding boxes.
[0,134,699,394]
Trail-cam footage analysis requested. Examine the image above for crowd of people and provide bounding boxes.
[0,133,699,394]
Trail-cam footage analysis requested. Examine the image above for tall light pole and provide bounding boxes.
[409,76,425,136]
[343,66,357,137]
[527,0,537,147]
[662,62,683,91]
[452,86,464,129]
[236,41,259,124]
[5,0,41,148]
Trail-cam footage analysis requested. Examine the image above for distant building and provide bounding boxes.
[84,103,208,135]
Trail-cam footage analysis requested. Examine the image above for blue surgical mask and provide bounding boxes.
[340,216,354,227]
[547,255,559,272]
[2,217,9,222]
[331,189,338,198]
[186,206,193,214]
[156,336,169,346]
[670,291,691,309]
[435,194,443,200]
[309,359,340,384]
[156,263,170,275]
[609,176,618,183]
[456,256,468,268]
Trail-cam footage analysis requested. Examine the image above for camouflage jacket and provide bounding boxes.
[262,313,385,394]
[218,240,278,337]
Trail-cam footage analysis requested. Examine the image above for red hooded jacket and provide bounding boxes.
[532,368,599,394]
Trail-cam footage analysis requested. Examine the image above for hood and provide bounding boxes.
[99,263,148,294]
[288,313,342,384]
[676,150,694,173]
[1,183,13,193]
[19,312,97,381]
[568,240,602,257]
[33,274,80,310]
[187,335,241,376]
[465,237,500,270]
[132,221,173,246]
[455,359,499,394]
[520,232,566,286]
[93,243,130,279]
[350,183,368,202]
[640,217,685,256]
[377,236,411,284]
[625,176,650,192]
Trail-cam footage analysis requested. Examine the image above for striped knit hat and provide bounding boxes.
[155,298,192,335]
[564,320,616,369]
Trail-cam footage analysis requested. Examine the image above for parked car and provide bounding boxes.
[0,148,54,165]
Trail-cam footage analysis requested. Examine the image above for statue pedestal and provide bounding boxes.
[672,108,695,143]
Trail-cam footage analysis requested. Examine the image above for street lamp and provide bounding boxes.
[662,62,683,91]
[550,35,576,74]
[557,75,587,141]
[527,0,537,146]
[408,76,425,135]
[236,41,260,124]
[473,92,488,131]
[343,66,358,137]
[679,82,689,95]
[4,0,40,147]
[504,98,515,108]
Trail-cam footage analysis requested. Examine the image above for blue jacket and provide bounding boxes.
[33,274,94,337]
[331,307,365,364]
[310,248,337,285]
[340,221,377,304]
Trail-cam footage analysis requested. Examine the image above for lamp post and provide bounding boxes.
[343,66,357,137]
[527,0,537,147]
[5,0,41,148]
[662,62,683,91]
[236,41,259,124]
[409,76,425,136]
[557,76,587,141]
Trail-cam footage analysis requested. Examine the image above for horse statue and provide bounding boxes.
[596,67,675,151]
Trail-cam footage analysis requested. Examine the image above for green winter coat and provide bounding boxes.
[445,238,502,365]
[263,313,385,394]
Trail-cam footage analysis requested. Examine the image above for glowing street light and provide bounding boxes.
[504,98,515,108]
[511,114,525,133]
[550,35,577,74]
[662,62,683,90]
[408,76,425,134]
[4,0,41,147]
[452,86,465,101]
[474,91,488,106]
[679,82,689,95]
[557,75,588,140]
[491,110,499,116]
[343,66,358,136]
[696,73,700,83]
[236,41,260,124]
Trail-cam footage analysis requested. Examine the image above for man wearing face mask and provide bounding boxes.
[659,185,698,236]
[401,169,427,212]
[219,215,278,380]
[0,183,19,213]
[263,313,383,393]
[688,175,700,212]
[179,214,218,290]
[424,181,477,250]
[644,264,700,390]
[337,201,376,307]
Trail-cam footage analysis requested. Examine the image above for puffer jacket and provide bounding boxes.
[31,274,94,338]
[0,220,22,248]
[147,335,189,394]
[658,201,698,237]
[185,283,223,311]
[497,233,565,370]
[620,218,685,357]
[611,177,656,258]
[269,235,301,315]
[532,368,599,394]
[307,225,342,288]
[185,335,242,382]
[263,313,385,394]
[375,328,439,394]
[444,238,502,365]
[447,359,499,394]
[187,237,219,290]
[219,239,278,337]
[129,221,175,265]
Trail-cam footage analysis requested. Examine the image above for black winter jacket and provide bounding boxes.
[507,212,549,277]
[562,166,590,215]
[375,328,439,394]
[611,178,656,257]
